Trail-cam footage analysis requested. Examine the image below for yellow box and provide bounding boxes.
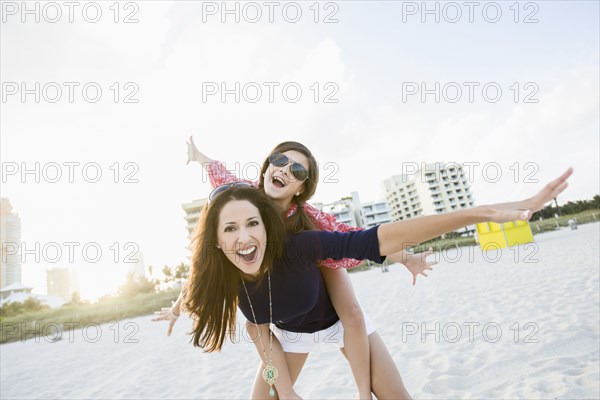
[504,220,534,247]
[476,220,534,250]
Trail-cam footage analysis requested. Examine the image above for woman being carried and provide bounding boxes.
[157,139,435,399]
[184,166,571,398]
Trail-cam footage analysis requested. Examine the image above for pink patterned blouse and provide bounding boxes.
[207,160,363,269]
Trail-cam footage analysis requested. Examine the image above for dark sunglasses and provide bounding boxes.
[208,181,255,203]
[268,152,308,181]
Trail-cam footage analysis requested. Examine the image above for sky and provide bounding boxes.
[1,0,598,301]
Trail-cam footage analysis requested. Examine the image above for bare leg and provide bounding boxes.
[321,267,372,399]
[342,332,412,400]
[370,332,411,399]
[250,352,309,400]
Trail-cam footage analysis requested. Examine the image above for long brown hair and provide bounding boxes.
[258,141,319,233]
[185,187,285,352]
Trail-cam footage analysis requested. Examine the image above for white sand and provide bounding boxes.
[2,223,599,399]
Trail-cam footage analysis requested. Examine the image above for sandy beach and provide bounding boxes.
[2,223,599,399]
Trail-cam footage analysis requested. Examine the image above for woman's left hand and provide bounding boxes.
[486,167,573,223]
[523,167,574,213]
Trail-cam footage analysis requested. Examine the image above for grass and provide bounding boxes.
[529,209,599,234]
[0,288,181,344]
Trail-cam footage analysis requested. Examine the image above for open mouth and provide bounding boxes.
[237,246,258,263]
[271,176,287,189]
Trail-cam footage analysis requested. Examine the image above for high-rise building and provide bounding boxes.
[127,251,146,279]
[383,162,475,223]
[46,267,80,301]
[182,198,208,254]
[1,198,22,289]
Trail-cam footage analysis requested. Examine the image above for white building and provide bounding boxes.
[319,195,361,227]
[383,177,421,221]
[127,251,146,279]
[0,282,66,308]
[318,192,392,229]
[182,198,209,259]
[182,198,208,239]
[1,198,22,289]
[360,200,393,229]
[46,267,80,301]
[383,163,475,230]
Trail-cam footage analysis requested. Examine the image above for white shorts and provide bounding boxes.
[270,313,376,354]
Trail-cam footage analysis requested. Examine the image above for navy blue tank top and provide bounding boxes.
[237,226,383,333]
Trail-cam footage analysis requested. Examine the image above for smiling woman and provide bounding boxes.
[218,199,269,276]
[180,164,571,399]
[170,139,388,399]
[257,142,320,235]
[186,187,286,354]
[154,137,573,399]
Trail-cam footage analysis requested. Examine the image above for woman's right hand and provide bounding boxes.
[151,302,180,336]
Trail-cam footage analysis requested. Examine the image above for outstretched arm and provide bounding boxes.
[186,135,214,166]
[377,168,573,256]
[186,136,250,188]
[487,167,573,213]
[305,202,432,281]
[151,280,189,336]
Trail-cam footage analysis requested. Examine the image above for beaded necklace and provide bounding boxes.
[241,272,278,397]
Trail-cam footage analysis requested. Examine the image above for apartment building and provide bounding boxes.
[383,163,475,222]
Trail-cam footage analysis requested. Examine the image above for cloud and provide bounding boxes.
[308,64,598,204]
